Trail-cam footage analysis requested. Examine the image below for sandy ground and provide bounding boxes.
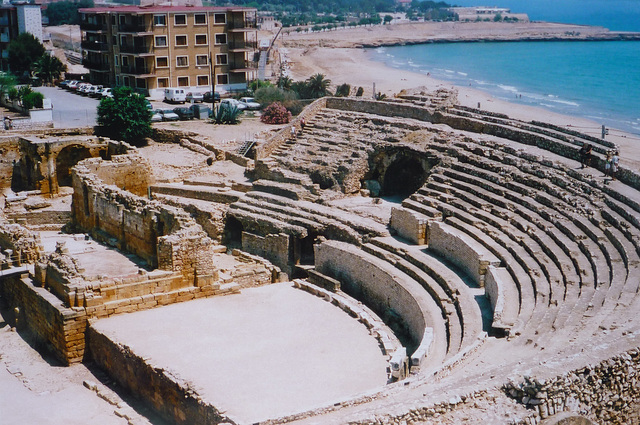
[91,282,389,424]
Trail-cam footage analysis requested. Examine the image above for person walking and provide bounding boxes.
[611,150,620,180]
[579,143,592,169]
[605,150,613,177]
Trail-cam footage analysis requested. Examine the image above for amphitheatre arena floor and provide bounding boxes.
[90,282,390,424]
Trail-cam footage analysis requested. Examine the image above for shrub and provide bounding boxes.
[260,102,292,124]
[255,86,301,115]
[212,104,241,124]
[335,83,351,97]
[355,87,364,97]
[22,91,44,110]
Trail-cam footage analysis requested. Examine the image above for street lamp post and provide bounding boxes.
[209,52,216,112]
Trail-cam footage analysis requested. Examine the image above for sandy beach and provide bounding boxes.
[278,22,640,169]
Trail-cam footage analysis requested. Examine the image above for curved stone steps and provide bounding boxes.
[369,236,485,347]
[314,240,450,371]
[430,174,587,337]
[243,191,389,237]
[361,242,464,357]
[412,192,549,337]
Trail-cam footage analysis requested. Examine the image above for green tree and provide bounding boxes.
[45,0,94,25]
[96,86,151,146]
[33,54,67,86]
[0,72,16,100]
[22,91,44,110]
[8,33,45,77]
[306,73,331,98]
[383,15,393,24]
[277,75,293,90]
[493,13,503,22]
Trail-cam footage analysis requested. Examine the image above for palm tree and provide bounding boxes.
[277,75,293,90]
[306,73,331,99]
[33,53,67,86]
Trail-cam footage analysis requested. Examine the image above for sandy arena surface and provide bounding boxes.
[91,282,389,424]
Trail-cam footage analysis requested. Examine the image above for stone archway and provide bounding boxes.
[56,145,92,188]
[381,155,429,197]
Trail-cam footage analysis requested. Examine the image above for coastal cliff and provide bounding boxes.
[282,21,640,48]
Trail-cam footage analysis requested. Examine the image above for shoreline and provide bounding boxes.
[281,44,640,170]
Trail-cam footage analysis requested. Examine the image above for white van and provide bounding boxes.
[164,88,186,103]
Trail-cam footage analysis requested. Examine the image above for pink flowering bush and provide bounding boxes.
[260,102,292,124]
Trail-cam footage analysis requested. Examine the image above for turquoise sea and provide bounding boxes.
[367,0,640,136]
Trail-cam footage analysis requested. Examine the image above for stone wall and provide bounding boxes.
[241,231,290,275]
[506,347,640,424]
[390,206,428,245]
[255,97,328,159]
[314,240,429,351]
[0,222,43,265]
[428,221,500,287]
[87,325,237,425]
[79,152,154,198]
[0,274,87,364]
[0,137,22,191]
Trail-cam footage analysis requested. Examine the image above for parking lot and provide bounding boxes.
[36,85,247,128]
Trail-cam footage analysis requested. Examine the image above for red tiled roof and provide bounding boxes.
[79,5,254,14]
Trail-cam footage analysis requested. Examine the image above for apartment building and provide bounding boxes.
[0,2,43,72]
[79,5,258,97]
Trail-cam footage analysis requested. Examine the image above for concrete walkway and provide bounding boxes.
[91,282,389,424]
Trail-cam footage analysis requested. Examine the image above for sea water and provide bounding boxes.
[367,0,640,136]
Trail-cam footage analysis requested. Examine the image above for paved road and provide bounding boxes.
[35,86,99,128]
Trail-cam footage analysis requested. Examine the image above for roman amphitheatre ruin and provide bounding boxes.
[2,90,640,425]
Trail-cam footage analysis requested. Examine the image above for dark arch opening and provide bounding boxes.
[56,145,92,188]
[382,156,428,197]
[223,216,244,249]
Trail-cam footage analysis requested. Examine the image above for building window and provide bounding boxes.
[214,33,227,44]
[174,14,186,26]
[197,75,209,86]
[216,53,228,65]
[121,56,129,67]
[155,36,167,47]
[195,34,207,45]
[112,35,116,45]
[217,74,228,85]
[111,15,116,25]
[114,55,119,66]
[214,13,226,24]
[175,35,187,46]
[194,13,206,25]
[119,15,126,26]
[154,14,166,26]
[196,54,208,66]
[177,76,189,87]
[176,56,188,67]
[157,77,169,88]
[116,76,121,86]
[156,56,169,68]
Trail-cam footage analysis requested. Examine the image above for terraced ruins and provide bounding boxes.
[2,91,640,425]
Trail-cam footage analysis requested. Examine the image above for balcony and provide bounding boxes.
[118,24,150,33]
[228,41,257,51]
[228,61,257,72]
[81,41,109,51]
[80,22,106,32]
[120,65,152,76]
[227,20,257,31]
[83,59,110,71]
[119,44,152,54]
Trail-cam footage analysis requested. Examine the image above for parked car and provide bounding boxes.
[76,83,92,94]
[173,107,195,120]
[159,109,180,121]
[86,85,103,97]
[58,80,71,89]
[186,92,204,103]
[202,91,220,103]
[239,96,261,110]
[220,98,246,111]
[100,87,113,98]
[66,80,80,91]
[151,110,163,122]
[144,99,153,110]
[164,88,186,103]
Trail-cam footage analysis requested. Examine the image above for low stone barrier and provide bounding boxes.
[428,221,500,287]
